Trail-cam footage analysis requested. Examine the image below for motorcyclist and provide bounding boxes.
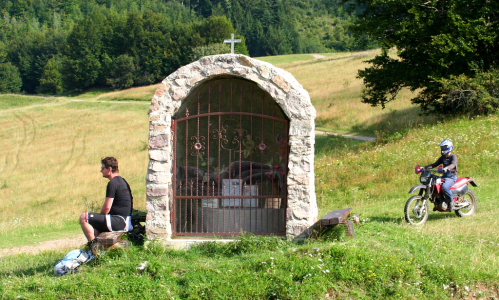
[424,140,458,211]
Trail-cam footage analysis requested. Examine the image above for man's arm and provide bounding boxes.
[425,156,442,169]
[101,197,114,214]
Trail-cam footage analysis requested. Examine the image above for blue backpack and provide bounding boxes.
[54,249,94,276]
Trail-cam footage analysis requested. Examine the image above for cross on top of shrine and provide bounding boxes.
[224,33,241,54]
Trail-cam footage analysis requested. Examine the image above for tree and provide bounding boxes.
[346,0,499,114]
[106,54,136,90]
[61,11,108,91]
[0,62,22,93]
[39,56,62,94]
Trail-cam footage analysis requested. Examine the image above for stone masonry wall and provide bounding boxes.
[147,54,317,240]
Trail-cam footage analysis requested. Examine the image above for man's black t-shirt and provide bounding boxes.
[106,176,133,217]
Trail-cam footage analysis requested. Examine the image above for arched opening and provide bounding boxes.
[172,77,289,235]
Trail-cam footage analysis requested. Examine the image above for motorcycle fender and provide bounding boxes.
[408,185,426,194]
[470,180,477,187]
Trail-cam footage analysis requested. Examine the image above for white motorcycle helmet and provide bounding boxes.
[439,139,453,155]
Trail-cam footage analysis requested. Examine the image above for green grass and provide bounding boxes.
[1,111,498,299]
[0,98,150,247]
[1,226,497,299]
[0,94,62,110]
[1,53,499,299]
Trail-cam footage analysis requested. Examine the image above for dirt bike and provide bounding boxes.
[404,165,478,225]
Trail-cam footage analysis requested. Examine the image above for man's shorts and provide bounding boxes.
[84,213,129,233]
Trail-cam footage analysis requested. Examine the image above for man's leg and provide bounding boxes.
[442,177,456,211]
[80,212,96,241]
[80,212,100,255]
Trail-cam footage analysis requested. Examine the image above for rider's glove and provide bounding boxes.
[443,167,448,172]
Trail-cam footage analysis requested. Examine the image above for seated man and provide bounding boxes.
[80,157,133,254]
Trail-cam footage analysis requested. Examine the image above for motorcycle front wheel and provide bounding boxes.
[404,195,429,226]
[455,190,477,217]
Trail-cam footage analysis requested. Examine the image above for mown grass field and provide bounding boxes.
[1,51,498,299]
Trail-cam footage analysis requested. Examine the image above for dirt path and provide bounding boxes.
[310,54,327,59]
[0,236,87,258]
[315,130,376,142]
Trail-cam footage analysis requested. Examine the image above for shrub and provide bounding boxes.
[189,43,231,62]
[436,68,499,116]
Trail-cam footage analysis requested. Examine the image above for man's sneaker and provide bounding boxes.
[87,239,98,256]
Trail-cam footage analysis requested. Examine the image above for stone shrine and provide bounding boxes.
[146,54,317,242]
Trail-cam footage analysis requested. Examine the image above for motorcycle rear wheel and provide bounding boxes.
[404,195,429,226]
[455,190,477,217]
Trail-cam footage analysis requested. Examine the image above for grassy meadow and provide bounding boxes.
[1,51,499,299]
[258,50,438,136]
[0,96,150,246]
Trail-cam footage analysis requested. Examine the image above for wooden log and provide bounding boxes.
[320,208,352,226]
[95,232,124,251]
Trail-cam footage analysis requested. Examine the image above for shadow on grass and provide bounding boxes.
[370,212,459,225]
[0,252,62,277]
[315,134,367,157]
[353,106,439,139]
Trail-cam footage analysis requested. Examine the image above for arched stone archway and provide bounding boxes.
[146,54,317,241]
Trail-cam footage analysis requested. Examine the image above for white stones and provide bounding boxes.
[149,161,171,172]
[149,149,171,162]
[146,54,317,241]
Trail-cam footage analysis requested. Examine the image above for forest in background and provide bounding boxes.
[0,0,374,94]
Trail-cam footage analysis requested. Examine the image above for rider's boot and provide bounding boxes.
[447,198,455,212]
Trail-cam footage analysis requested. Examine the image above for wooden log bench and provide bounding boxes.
[94,232,129,253]
[93,211,146,254]
[320,208,360,237]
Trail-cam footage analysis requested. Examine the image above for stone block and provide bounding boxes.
[172,87,187,101]
[149,149,171,162]
[258,65,270,79]
[154,83,169,97]
[232,67,249,75]
[187,74,204,87]
[175,78,186,86]
[149,134,170,149]
[146,170,171,184]
[292,205,310,220]
[149,161,171,172]
[271,75,291,93]
[149,97,160,114]
[147,188,168,197]
[238,56,254,67]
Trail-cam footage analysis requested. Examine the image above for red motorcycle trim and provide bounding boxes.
[450,177,472,189]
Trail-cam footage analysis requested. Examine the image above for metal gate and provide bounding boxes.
[173,78,288,236]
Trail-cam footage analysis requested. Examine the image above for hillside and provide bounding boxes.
[0,0,375,95]
[0,52,498,299]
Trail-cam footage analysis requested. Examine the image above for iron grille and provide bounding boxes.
[173,78,289,236]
